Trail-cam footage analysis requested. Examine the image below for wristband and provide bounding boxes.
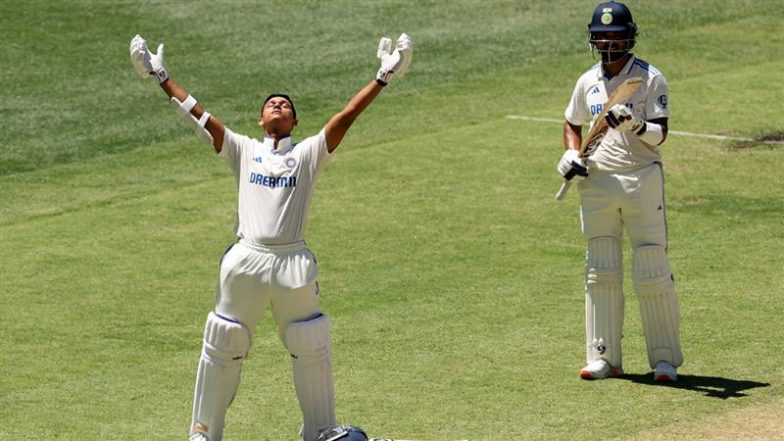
[637,122,665,145]
[154,67,169,84]
[375,68,390,86]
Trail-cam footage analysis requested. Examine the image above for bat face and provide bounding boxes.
[579,77,642,158]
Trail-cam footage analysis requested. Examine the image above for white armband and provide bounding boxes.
[172,95,198,125]
[170,94,214,144]
[636,122,665,146]
[196,112,213,144]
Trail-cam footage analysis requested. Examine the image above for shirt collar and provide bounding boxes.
[261,135,293,153]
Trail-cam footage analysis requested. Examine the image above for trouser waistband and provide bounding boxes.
[238,239,306,253]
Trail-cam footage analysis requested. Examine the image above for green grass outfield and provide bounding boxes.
[2,1,783,439]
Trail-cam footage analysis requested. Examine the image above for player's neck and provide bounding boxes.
[602,53,632,77]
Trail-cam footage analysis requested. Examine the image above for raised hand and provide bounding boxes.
[129,34,169,84]
[376,33,413,85]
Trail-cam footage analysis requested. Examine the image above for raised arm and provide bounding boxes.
[130,35,225,152]
[324,33,413,153]
[324,81,383,152]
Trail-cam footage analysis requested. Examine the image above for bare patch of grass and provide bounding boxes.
[626,401,784,440]
[730,131,784,150]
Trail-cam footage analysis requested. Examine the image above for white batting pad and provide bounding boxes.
[286,314,336,441]
[632,245,683,368]
[585,237,625,368]
[191,312,251,441]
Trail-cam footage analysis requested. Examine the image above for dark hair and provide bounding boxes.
[261,94,297,119]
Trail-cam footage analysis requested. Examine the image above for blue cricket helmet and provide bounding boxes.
[588,1,637,61]
[589,1,637,34]
[316,425,369,441]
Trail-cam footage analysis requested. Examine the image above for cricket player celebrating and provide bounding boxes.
[557,1,682,381]
[129,33,413,441]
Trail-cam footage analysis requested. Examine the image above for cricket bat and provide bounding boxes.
[554,76,643,200]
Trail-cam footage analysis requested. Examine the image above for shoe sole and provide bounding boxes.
[655,374,676,382]
[580,368,623,380]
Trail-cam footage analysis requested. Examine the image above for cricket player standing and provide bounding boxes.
[557,1,682,381]
[129,33,413,441]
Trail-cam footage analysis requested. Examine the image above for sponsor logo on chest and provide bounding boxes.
[249,172,297,188]
[249,146,299,188]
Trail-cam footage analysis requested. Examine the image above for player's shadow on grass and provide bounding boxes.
[620,374,770,399]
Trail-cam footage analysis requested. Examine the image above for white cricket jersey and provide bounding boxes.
[219,128,333,246]
[565,55,670,172]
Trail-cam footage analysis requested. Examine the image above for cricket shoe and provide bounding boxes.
[580,359,623,380]
[654,361,677,382]
[189,432,209,441]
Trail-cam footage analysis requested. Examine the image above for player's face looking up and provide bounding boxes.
[259,97,298,136]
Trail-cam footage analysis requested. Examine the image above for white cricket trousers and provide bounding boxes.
[215,240,321,339]
[578,162,668,247]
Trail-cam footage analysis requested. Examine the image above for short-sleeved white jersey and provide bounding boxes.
[565,55,670,171]
[219,128,333,245]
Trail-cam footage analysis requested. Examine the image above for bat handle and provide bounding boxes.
[555,180,572,200]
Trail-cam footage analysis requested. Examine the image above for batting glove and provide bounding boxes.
[129,34,169,84]
[605,104,645,134]
[376,33,413,86]
[557,149,589,181]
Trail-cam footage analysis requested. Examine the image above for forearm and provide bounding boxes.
[161,79,206,120]
[341,80,384,124]
[324,80,383,152]
[161,78,224,150]
[563,121,582,150]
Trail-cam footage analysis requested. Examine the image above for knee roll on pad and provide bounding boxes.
[586,236,623,285]
[584,237,624,367]
[632,245,675,294]
[286,313,332,363]
[286,314,336,441]
[202,311,251,363]
[633,245,683,368]
[191,312,252,441]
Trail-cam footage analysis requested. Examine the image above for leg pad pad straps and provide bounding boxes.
[191,312,251,441]
[286,314,336,441]
[585,237,624,368]
[633,245,683,368]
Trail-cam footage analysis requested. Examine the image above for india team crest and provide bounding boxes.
[601,7,614,25]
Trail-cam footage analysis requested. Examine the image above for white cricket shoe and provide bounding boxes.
[189,432,209,441]
[654,361,677,382]
[580,359,623,380]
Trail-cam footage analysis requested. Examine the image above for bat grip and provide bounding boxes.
[555,180,572,200]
